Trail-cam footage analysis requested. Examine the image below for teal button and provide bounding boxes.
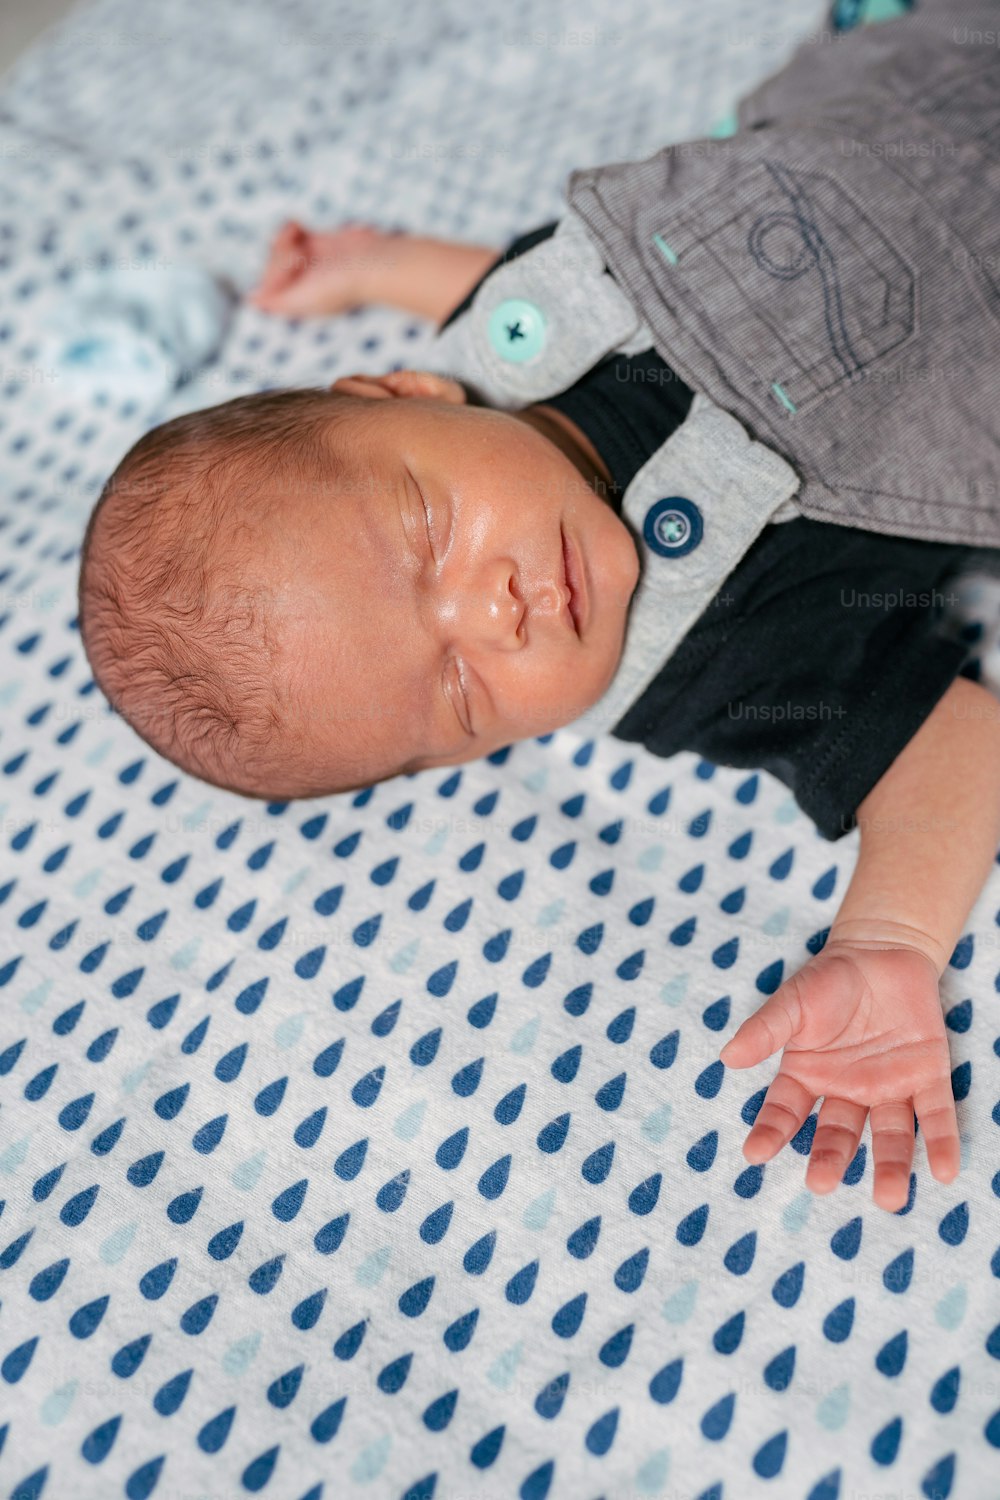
[487,299,546,363]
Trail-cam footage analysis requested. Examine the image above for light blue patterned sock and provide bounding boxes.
[38,262,234,409]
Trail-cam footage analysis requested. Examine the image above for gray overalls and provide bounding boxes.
[425,0,1000,738]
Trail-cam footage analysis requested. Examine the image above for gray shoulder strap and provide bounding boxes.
[424,209,644,407]
[569,394,801,737]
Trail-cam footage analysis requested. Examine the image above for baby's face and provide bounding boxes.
[270,371,640,785]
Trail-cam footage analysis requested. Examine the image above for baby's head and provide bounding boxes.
[77,369,640,798]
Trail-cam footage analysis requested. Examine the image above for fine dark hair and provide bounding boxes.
[77,386,350,797]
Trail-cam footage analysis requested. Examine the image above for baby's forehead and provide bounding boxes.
[252,413,400,598]
[222,413,360,527]
[296,397,402,503]
[295,394,476,526]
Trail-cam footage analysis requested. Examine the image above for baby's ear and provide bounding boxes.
[330,369,467,404]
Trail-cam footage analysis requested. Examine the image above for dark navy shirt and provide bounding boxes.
[440,223,987,840]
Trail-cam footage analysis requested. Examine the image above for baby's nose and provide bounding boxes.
[474,563,525,643]
[433,558,570,645]
[476,561,571,641]
[434,558,522,645]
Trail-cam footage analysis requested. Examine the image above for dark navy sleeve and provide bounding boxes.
[611,517,978,841]
[437,222,561,333]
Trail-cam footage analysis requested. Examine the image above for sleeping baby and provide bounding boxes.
[77,0,1000,1212]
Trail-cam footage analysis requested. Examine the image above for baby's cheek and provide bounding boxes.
[552,642,610,722]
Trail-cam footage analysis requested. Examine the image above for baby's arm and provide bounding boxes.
[825,674,1000,972]
[720,675,1000,1209]
[247,220,499,324]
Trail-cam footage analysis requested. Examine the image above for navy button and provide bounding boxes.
[643,497,703,557]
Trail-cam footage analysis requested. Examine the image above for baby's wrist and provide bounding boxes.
[353,232,501,321]
[347,228,409,303]
[824,917,947,975]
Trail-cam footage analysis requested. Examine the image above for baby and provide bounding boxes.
[77,7,1000,1211]
[77,213,1000,1214]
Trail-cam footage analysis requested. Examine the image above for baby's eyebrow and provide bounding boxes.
[327,422,414,579]
[351,457,415,608]
[328,408,484,749]
[351,444,467,749]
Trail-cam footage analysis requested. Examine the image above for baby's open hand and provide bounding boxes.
[718,942,961,1211]
[246,219,386,317]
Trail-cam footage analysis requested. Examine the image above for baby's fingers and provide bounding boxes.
[869,1100,915,1212]
[913,1075,961,1185]
[741,1072,816,1164]
[805,1096,868,1195]
[249,220,308,301]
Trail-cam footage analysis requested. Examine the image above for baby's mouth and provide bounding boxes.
[562,526,588,637]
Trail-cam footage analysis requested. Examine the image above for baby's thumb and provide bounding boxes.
[719,981,805,1069]
[249,222,310,303]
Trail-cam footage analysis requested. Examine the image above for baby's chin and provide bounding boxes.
[597,510,642,633]
[616,512,643,594]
